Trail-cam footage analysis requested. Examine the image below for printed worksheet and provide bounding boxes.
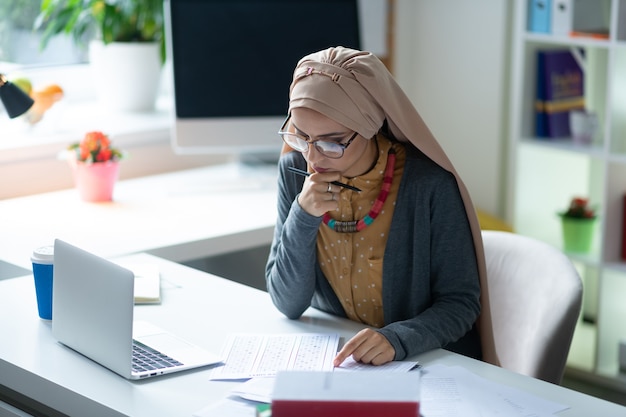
[209,333,339,380]
[335,356,419,372]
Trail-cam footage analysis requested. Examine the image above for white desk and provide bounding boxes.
[0,162,279,272]
[1,254,625,417]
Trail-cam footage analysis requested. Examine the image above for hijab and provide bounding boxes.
[287,46,495,365]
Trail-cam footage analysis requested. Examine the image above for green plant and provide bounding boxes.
[34,0,164,60]
[560,197,597,219]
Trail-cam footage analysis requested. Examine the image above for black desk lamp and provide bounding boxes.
[0,73,35,118]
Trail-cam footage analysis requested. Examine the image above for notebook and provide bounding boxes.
[115,262,162,304]
[51,239,222,380]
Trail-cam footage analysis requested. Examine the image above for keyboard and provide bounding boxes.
[132,340,183,372]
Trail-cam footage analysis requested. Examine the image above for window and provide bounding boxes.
[0,0,86,66]
[0,0,93,129]
[0,1,177,201]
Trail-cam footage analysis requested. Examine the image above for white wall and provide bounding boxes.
[393,0,512,218]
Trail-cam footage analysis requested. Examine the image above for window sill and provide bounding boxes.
[0,62,232,199]
[0,61,182,164]
[0,95,230,200]
[0,95,172,163]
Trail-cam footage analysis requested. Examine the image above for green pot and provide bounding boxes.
[560,216,596,253]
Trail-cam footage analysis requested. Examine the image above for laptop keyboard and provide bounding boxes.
[132,340,184,372]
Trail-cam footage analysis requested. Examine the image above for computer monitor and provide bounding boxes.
[164,0,361,158]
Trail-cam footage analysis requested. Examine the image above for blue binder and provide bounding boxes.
[528,0,551,33]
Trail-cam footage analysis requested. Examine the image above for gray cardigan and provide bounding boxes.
[265,144,482,360]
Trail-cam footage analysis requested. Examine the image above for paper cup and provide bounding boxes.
[31,245,54,320]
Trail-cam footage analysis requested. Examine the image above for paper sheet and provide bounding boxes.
[230,377,276,403]
[421,365,570,417]
[229,359,419,403]
[421,366,482,417]
[209,333,339,380]
[196,363,570,417]
[335,356,419,372]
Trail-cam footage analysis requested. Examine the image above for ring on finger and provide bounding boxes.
[327,183,332,193]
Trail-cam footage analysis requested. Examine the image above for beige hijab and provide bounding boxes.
[287,46,495,365]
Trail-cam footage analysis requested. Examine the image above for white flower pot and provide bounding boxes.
[89,40,162,112]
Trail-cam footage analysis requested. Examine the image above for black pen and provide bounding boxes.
[287,166,361,192]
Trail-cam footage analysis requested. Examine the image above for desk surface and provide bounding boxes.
[0,162,279,271]
[1,254,624,417]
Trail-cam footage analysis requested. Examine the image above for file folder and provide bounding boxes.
[527,0,551,33]
[551,0,573,35]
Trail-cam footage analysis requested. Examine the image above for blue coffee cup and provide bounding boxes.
[31,245,54,320]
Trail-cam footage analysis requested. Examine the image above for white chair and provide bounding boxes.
[481,230,583,384]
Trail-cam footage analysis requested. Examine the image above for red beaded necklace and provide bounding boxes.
[322,149,396,233]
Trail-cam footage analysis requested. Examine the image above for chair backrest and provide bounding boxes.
[481,230,582,384]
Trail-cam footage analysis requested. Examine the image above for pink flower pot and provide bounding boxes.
[69,160,120,202]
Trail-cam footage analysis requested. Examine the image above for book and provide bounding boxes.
[535,49,585,138]
[116,262,161,304]
[527,0,551,33]
[131,264,161,304]
[271,371,421,417]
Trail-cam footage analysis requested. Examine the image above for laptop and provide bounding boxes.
[52,239,222,379]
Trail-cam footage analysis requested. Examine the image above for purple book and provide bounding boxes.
[535,49,585,138]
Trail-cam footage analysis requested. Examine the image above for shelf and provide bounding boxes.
[565,252,603,267]
[524,32,612,48]
[603,261,626,273]
[511,0,626,388]
[607,153,626,164]
[517,139,626,171]
[519,137,605,157]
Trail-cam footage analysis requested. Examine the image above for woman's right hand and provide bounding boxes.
[297,171,341,217]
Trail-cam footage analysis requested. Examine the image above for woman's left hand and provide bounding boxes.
[333,328,395,367]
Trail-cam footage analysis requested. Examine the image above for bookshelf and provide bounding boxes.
[508,0,626,389]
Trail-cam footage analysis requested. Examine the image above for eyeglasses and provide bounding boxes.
[278,114,358,159]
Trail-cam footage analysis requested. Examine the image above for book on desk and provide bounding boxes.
[270,371,421,417]
[115,262,161,304]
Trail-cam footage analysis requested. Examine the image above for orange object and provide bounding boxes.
[37,83,64,98]
[26,83,64,124]
[569,30,610,40]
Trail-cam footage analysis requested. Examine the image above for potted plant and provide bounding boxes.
[558,197,597,253]
[64,131,125,202]
[35,0,165,112]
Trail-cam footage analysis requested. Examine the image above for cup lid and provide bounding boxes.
[31,245,54,263]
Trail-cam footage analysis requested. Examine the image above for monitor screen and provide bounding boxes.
[164,0,361,157]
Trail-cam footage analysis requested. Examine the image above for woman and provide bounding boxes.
[265,47,487,366]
